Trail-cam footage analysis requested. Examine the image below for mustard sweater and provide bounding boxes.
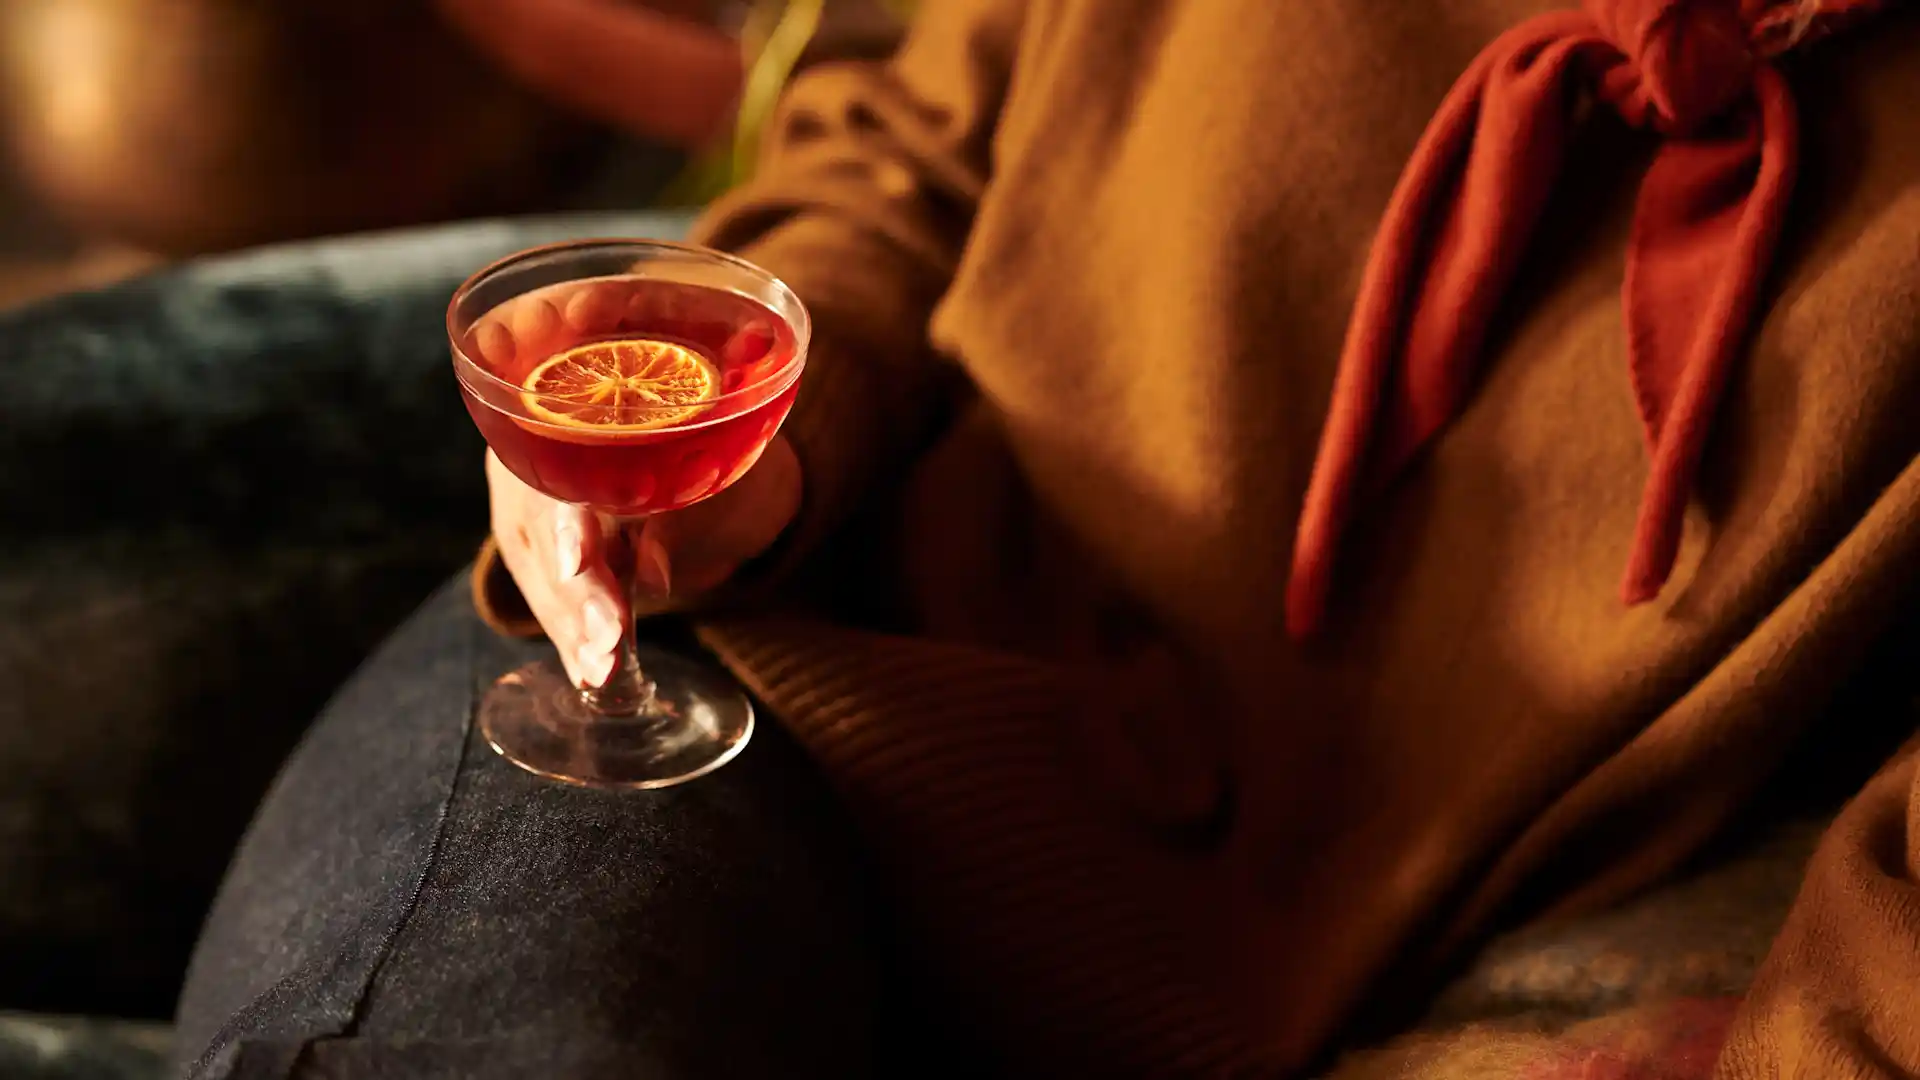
[481,1,1920,1074]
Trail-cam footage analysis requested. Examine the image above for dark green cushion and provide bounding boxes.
[0,213,694,1018]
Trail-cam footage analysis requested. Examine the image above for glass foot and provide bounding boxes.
[478,646,753,789]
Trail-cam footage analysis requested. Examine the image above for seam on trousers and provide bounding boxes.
[332,621,482,1041]
[192,614,480,1080]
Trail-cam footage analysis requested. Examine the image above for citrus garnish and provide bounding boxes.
[520,338,719,431]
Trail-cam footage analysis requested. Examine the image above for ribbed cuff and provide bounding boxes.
[695,614,1256,1075]
[470,538,542,638]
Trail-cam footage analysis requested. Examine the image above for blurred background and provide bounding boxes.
[0,0,909,310]
[2,6,1898,1080]
[0,2,909,1073]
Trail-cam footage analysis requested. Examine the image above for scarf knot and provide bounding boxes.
[1285,0,1822,639]
[1589,0,1755,133]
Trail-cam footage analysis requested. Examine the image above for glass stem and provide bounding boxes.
[583,514,656,717]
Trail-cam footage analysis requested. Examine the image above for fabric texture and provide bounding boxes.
[473,1,1920,1075]
[0,213,690,1018]
[180,572,1839,1080]
[0,204,1845,1080]
[174,578,888,1080]
[1287,0,1809,634]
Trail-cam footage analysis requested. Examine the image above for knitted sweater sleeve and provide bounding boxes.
[474,0,1026,635]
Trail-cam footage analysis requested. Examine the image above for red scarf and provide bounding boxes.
[1286,0,1886,638]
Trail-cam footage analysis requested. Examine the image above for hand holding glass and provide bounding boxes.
[449,240,808,789]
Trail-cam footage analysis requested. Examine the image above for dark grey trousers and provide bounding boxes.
[173,577,887,1079]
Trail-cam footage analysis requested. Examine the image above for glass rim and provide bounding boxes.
[446,236,812,416]
[458,360,803,441]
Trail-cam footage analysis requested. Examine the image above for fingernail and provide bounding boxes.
[636,531,673,599]
[580,597,621,652]
[576,645,616,689]
[474,321,515,368]
[564,284,615,334]
[554,519,583,578]
[557,650,586,689]
[513,298,560,346]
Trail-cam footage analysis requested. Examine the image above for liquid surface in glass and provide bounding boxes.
[459,274,800,516]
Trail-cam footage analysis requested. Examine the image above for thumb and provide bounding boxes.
[648,434,802,601]
[633,517,674,604]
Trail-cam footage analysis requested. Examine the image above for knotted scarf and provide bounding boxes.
[1286,0,1885,638]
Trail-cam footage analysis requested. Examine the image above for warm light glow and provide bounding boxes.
[16,3,116,150]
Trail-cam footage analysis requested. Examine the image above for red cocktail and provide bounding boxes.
[459,276,800,515]
[449,240,809,789]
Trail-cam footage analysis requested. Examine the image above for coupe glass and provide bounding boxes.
[449,239,808,788]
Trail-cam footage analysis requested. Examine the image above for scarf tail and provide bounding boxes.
[1619,66,1799,603]
[1290,7,1805,638]
[1287,14,1594,639]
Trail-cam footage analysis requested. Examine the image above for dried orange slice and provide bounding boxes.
[520,338,719,431]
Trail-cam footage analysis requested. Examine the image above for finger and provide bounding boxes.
[473,290,566,365]
[487,452,622,686]
[547,510,625,687]
[560,280,629,339]
[552,503,597,580]
[531,518,625,687]
[471,318,517,374]
[489,514,586,687]
[524,545,624,689]
[509,293,565,362]
[469,279,637,385]
[488,452,583,664]
[634,517,674,603]
[566,546,626,658]
[650,435,801,598]
[546,511,626,686]
[557,559,625,687]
